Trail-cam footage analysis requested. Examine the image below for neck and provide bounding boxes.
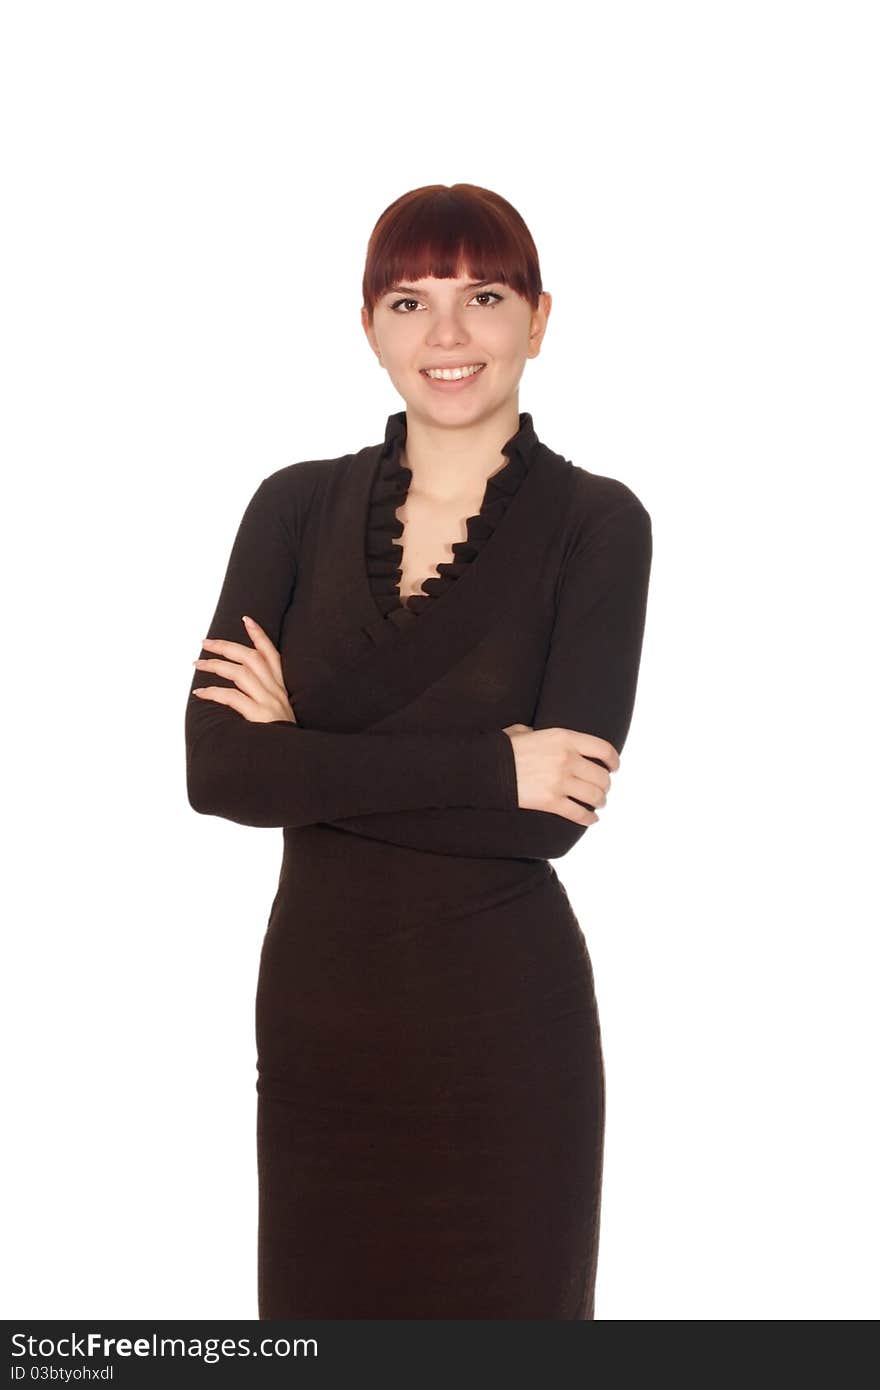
[400,403,522,503]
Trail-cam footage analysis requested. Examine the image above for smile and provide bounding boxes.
[420,363,486,383]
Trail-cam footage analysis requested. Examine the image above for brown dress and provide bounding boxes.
[185,409,653,1318]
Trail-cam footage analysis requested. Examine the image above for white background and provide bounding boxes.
[2,0,877,1320]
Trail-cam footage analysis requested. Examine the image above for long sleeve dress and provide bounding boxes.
[185,408,653,1319]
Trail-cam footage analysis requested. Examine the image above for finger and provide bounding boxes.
[200,636,253,659]
[566,731,620,772]
[199,637,277,700]
[546,795,599,826]
[192,686,261,720]
[571,757,611,801]
[194,656,271,704]
[241,616,284,688]
[568,766,608,807]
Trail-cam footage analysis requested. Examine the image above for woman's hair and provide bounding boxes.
[362,183,543,326]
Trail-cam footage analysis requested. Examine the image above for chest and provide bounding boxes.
[394,492,482,601]
[274,437,575,734]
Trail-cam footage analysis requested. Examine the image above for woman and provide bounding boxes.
[185,183,653,1319]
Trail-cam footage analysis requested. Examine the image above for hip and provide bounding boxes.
[257,823,600,1066]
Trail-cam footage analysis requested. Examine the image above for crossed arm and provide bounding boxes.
[186,473,652,858]
[320,499,653,859]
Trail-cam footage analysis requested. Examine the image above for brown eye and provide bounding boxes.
[389,291,504,313]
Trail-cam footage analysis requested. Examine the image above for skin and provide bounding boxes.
[362,273,547,602]
[193,271,620,827]
[362,272,548,502]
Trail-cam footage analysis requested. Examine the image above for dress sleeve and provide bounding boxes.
[324,499,653,859]
[185,475,519,829]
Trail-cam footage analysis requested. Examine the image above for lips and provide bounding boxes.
[420,363,486,372]
[420,363,486,378]
[419,362,487,391]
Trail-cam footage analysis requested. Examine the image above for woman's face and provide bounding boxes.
[362,274,551,422]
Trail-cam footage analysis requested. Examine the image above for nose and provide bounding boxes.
[425,309,470,350]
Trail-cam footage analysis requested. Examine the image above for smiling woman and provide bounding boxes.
[185,182,653,1320]
[360,185,551,428]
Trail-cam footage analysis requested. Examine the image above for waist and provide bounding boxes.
[279,821,555,923]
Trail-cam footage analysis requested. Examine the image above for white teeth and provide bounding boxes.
[423,363,484,381]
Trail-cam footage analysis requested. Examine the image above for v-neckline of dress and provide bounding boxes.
[291,415,574,731]
[363,408,539,633]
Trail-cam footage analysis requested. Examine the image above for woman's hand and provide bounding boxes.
[192,615,297,724]
[502,723,620,825]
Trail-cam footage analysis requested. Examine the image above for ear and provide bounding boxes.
[528,291,552,357]
[361,305,383,365]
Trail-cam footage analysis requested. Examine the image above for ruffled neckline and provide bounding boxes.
[365,409,538,627]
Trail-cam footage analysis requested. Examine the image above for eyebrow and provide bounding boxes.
[385,280,499,296]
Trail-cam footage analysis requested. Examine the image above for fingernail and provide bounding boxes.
[242,615,252,625]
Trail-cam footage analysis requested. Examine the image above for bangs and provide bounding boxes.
[362,184,543,320]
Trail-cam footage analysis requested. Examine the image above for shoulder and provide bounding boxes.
[249,451,350,542]
[544,467,647,608]
[550,462,652,600]
[565,461,651,535]
[258,453,344,506]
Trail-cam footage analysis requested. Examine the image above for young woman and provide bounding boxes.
[185,182,653,1319]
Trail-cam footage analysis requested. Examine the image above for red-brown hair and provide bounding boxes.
[362,183,543,325]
